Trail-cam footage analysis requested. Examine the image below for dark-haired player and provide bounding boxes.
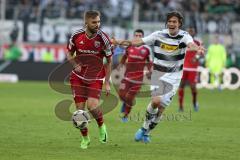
[113,11,205,143]
[117,29,152,122]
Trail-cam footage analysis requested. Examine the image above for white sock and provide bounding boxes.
[152,114,163,123]
[143,103,158,130]
[147,103,158,114]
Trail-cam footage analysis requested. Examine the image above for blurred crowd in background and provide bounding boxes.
[1,0,240,87]
[4,0,240,25]
[1,0,240,68]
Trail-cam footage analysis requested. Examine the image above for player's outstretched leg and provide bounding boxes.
[141,118,160,143]
[135,103,159,143]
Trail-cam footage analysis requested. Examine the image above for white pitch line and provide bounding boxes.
[0,60,12,72]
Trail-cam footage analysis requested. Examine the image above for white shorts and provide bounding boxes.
[150,70,183,107]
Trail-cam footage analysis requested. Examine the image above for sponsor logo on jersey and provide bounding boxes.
[129,55,144,60]
[160,43,179,52]
[140,49,146,54]
[94,41,100,48]
[78,49,99,54]
[79,41,84,45]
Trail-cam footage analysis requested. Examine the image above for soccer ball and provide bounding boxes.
[72,110,91,129]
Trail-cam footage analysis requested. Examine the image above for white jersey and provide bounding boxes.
[142,29,193,74]
[143,29,194,107]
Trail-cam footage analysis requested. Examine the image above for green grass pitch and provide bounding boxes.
[0,81,239,160]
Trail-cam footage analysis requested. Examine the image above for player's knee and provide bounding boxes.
[76,102,85,110]
[87,99,99,110]
[159,94,174,108]
[151,97,161,108]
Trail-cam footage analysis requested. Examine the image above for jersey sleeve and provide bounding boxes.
[144,45,153,62]
[142,31,159,46]
[101,31,113,57]
[67,33,77,53]
[124,46,130,56]
[182,32,194,45]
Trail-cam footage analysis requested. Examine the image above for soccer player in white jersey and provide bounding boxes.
[112,11,205,143]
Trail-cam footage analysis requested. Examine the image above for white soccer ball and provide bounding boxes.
[72,110,91,129]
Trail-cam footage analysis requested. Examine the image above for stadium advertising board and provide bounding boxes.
[1,43,66,62]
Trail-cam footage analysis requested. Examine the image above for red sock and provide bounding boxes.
[192,90,197,106]
[124,94,135,117]
[178,88,184,109]
[80,127,88,136]
[89,108,104,127]
[124,104,132,117]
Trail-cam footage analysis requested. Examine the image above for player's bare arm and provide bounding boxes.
[117,53,127,70]
[145,56,153,79]
[66,51,81,72]
[104,56,112,95]
[187,42,206,55]
[112,37,144,47]
[122,38,144,46]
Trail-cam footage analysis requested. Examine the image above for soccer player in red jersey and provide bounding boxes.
[117,29,152,122]
[178,26,202,112]
[66,10,113,149]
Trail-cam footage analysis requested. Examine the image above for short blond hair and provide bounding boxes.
[84,10,100,21]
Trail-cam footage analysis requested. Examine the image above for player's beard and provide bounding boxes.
[89,27,98,34]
